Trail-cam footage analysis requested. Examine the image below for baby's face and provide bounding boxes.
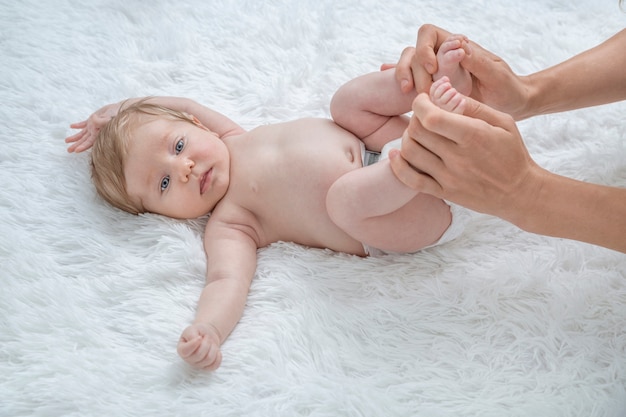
[124,117,230,219]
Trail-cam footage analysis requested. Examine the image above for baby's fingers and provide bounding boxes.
[71,139,95,153]
[69,120,88,129]
[201,346,222,371]
[194,339,221,371]
[179,335,222,370]
[177,335,202,358]
[65,129,86,144]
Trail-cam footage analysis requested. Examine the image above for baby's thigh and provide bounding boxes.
[359,193,452,254]
[327,157,452,253]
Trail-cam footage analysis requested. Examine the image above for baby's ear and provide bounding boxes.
[191,115,205,127]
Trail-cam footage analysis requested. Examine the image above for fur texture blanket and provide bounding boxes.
[1,1,625,416]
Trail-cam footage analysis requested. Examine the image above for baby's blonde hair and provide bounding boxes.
[90,100,196,214]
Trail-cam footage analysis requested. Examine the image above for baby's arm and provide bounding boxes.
[154,97,246,138]
[176,217,258,371]
[65,97,245,153]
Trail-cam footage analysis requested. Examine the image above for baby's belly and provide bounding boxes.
[250,119,367,254]
[283,118,364,172]
[259,158,367,254]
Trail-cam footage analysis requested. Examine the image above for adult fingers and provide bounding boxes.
[456,92,514,128]
[412,93,514,150]
[412,24,452,94]
[388,134,444,197]
[394,46,417,93]
[460,39,507,84]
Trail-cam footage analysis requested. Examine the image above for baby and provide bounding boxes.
[66,35,472,370]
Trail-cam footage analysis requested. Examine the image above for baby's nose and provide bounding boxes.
[178,159,195,182]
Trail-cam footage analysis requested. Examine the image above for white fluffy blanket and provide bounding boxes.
[2,1,625,416]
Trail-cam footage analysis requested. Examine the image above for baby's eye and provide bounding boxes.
[160,175,170,192]
[175,138,184,154]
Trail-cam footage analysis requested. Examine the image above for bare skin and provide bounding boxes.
[389,25,626,253]
[66,37,474,370]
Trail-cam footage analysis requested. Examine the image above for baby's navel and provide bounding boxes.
[347,149,356,163]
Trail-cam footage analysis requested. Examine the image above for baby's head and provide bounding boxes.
[90,101,198,215]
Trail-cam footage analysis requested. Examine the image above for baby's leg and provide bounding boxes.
[327,158,452,254]
[331,69,416,152]
[433,34,472,96]
[430,76,466,114]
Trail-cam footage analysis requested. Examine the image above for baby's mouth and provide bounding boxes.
[200,169,212,195]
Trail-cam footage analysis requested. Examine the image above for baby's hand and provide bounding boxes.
[64,103,120,153]
[177,323,223,371]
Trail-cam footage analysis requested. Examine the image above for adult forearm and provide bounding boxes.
[523,29,626,118]
[512,168,626,252]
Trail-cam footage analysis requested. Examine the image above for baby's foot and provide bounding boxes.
[433,34,472,96]
[430,77,466,114]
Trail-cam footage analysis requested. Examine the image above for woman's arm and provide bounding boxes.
[389,92,626,253]
[517,168,626,252]
[521,29,626,118]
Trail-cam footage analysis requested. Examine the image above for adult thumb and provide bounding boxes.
[460,92,514,129]
[460,40,507,82]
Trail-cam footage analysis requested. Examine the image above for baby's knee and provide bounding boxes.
[326,177,364,231]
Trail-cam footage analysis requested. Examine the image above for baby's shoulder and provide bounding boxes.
[204,200,264,246]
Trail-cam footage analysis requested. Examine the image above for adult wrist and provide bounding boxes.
[514,74,541,120]
[519,66,568,120]
[500,164,550,233]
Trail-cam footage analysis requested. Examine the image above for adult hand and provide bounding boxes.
[395,24,532,120]
[388,91,541,225]
[394,24,452,95]
[389,91,626,253]
[390,29,626,252]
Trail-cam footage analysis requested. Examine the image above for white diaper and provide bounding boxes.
[359,138,469,256]
[360,138,402,167]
